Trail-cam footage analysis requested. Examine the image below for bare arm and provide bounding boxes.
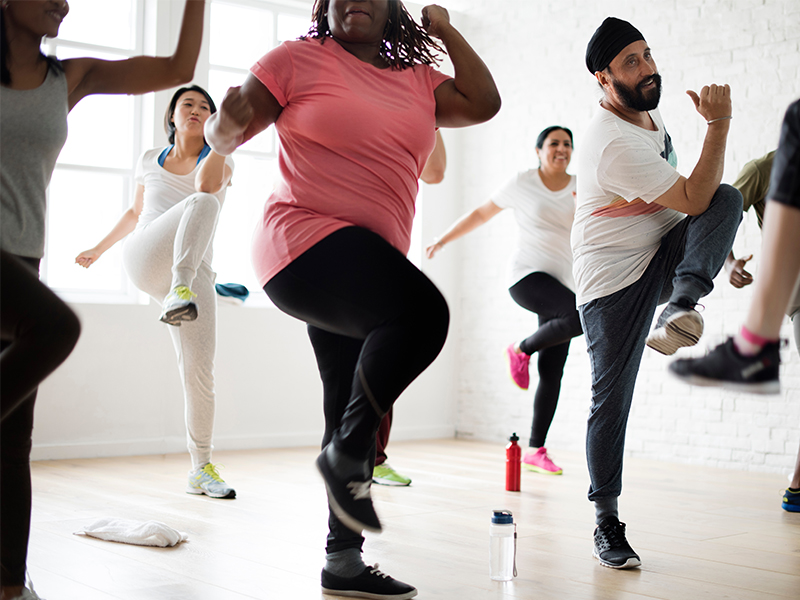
[421,5,501,128]
[426,199,503,258]
[75,185,144,268]
[195,151,232,194]
[205,75,283,156]
[63,0,205,110]
[653,84,732,215]
[421,130,447,184]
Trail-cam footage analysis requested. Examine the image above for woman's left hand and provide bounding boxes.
[421,5,451,39]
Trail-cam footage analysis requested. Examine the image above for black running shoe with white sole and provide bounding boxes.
[646,302,704,355]
[593,516,641,569]
[316,443,382,534]
[321,564,417,600]
[669,337,780,394]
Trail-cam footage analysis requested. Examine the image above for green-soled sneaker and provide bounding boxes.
[373,463,412,486]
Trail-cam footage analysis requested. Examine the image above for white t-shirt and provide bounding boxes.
[492,169,576,290]
[135,147,234,227]
[571,107,684,305]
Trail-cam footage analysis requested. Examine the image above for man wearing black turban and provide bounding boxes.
[571,17,743,569]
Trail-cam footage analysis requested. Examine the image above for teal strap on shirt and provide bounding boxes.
[158,144,211,167]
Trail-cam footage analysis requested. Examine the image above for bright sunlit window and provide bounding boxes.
[43,0,312,305]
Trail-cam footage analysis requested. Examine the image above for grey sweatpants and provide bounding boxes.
[123,192,221,470]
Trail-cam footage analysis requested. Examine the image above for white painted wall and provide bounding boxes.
[32,0,800,480]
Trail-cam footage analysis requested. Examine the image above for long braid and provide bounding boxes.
[304,0,444,70]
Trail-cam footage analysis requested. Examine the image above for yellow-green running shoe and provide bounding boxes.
[372,463,411,486]
[187,463,236,499]
[160,286,198,326]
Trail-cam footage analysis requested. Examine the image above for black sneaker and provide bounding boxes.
[316,444,382,534]
[321,564,418,599]
[646,302,704,355]
[669,337,780,394]
[593,516,641,569]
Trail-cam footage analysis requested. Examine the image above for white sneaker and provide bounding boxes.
[186,463,236,499]
[159,286,198,326]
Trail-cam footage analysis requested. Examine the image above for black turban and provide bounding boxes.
[586,17,645,74]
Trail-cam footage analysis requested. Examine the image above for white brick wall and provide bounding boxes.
[437,0,800,476]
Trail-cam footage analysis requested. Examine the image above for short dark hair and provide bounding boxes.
[304,0,444,70]
[536,126,574,149]
[164,85,217,144]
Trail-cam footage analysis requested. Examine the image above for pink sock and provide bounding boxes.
[734,326,777,356]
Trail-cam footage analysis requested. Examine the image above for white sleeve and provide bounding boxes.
[134,151,148,186]
[598,138,680,204]
[490,174,522,209]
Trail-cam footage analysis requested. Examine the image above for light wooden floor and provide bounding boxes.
[26,439,800,599]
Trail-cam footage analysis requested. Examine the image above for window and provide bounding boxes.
[41,0,143,303]
[44,0,311,304]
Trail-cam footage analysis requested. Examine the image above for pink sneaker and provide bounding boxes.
[505,343,530,390]
[522,447,563,475]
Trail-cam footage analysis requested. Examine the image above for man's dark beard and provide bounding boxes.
[613,73,662,112]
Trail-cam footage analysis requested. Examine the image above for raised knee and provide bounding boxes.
[716,183,744,213]
[188,192,221,215]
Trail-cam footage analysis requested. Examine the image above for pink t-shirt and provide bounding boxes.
[250,38,451,286]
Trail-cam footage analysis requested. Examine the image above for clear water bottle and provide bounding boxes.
[489,510,517,581]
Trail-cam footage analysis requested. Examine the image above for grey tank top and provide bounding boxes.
[1,64,69,258]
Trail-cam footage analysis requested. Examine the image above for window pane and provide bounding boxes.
[278,13,311,42]
[209,69,274,154]
[210,2,274,69]
[44,169,130,293]
[56,0,137,51]
[59,94,135,169]
[213,154,280,294]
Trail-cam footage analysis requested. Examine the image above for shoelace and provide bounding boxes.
[201,463,225,482]
[369,564,390,579]
[173,286,197,301]
[601,521,626,548]
[347,479,372,500]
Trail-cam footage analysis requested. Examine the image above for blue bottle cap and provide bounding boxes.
[492,510,513,524]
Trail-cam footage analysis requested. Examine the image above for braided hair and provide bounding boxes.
[304,0,444,70]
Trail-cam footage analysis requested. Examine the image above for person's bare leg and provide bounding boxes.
[741,202,800,340]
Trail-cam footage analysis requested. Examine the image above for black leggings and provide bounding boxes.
[1,251,81,585]
[264,227,449,552]
[508,272,583,448]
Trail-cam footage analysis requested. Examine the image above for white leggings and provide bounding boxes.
[123,192,221,470]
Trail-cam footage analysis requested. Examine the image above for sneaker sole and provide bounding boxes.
[316,456,382,535]
[321,586,418,600]
[669,371,780,395]
[782,503,800,512]
[160,304,198,326]
[372,477,412,486]
[646,312,703,356]
[522,463,563,475]
[592,549,642,569]
[186,486,236,499]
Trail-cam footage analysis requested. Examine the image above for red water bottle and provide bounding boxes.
[505,433,521,491]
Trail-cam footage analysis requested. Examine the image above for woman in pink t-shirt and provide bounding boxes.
[206,2,500,597]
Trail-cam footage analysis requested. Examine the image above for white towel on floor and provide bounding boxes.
[78,517,188,547]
